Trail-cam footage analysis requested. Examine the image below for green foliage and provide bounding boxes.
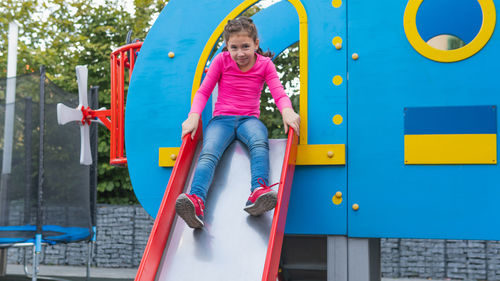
[260,43,300,139]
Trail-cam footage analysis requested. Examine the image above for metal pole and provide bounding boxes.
[33,66,47,281]
[0,20,20,277]
[90,86,98,233]
[87,86,99,280]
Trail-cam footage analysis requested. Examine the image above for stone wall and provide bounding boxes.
[7,205,500,280]
[382,239,500,280]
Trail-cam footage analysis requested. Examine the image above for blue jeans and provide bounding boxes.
[189,115,269,202]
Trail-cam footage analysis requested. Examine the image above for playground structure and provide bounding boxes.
[52,0,500,280]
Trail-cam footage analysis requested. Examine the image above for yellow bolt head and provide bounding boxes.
[352,53,359,60]
[332,0,342,8]
[170,154,177,160]
[335,43,342,50]
[332,75,343,86]
[332,114,343,125]
[352,203,359,211]
[335,191,342,198]
[332,36,343,48]
[168,51,175,58]
[327,151,334,158]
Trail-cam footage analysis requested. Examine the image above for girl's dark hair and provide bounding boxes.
[221,16,274,58]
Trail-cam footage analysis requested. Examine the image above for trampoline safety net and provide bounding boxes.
[0,73,92,247]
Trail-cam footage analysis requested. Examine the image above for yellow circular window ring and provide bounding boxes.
[403,0,496,63]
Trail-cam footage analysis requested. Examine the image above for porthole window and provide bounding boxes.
[404,0,496,62]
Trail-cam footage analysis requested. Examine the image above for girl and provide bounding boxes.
[175,16,300,229]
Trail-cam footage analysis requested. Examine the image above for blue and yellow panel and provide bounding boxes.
[404,106,497,164]
[347,0,500,240]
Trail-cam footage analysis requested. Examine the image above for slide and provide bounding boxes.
[135,120,298,281]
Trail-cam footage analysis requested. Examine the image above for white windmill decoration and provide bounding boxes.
[57,66,106,165]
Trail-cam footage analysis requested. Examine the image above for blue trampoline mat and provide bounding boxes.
[0,225,91,245]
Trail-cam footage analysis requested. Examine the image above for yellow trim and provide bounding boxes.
[158,147,181,167]
[159,143,346,166]
[404,0,496,62]
[192,0,309,145]
[296,144,346,165]
[404,134,497,164]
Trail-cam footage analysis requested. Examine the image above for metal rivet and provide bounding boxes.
[335,43,342,50]
[168,51,175,58]
[170,154,177,160]
[352,53,359,60]
[327,151,334,158]
[335,191,342,198]
[352,203,359,211]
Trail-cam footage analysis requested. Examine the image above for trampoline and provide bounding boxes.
[0,68,98,280]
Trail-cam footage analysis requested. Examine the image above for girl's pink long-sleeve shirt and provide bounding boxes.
[190,52,292,117]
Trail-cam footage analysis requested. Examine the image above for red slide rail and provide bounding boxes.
[135,119,203,281]
[262,128,299,281]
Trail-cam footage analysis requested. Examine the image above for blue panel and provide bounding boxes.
[416,0,482,43]
[348,0,500,240]
[285,166,347,235]
[404,105,497,135]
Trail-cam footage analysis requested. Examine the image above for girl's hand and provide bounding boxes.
[281,108,300,136]
[181,113,200,140]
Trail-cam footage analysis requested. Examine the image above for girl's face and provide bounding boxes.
[227,32,259,70]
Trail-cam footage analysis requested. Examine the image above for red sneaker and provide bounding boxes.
[175,193,205,228]
[244,179,278,216]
